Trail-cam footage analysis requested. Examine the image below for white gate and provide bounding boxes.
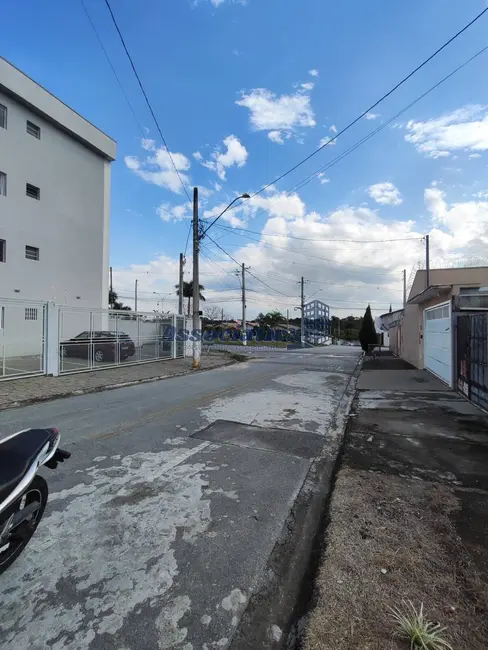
[0,298,47,380]
[424,302,452,386]
[58,307,184,375]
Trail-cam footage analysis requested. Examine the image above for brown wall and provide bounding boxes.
[401,267,488,369]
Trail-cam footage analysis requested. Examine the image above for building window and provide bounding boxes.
[0,239,5,263]
[26,120,41,139]
[26,183,40,200]
[0,104,6,129]
[0,172,6,196]
[25,308,38,321]
[25,245,39,261]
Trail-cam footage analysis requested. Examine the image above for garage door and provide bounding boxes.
[424,303,452,386]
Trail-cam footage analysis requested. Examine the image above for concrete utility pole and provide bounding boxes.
[301,276,305,348]
[286,309,289,335]
[338,317,341,341]
[134,279,138,313]
[192,187,201,369]
[425,235,430,289]
[241,263,247,346]
[403,269,407,308]
[109,266,113,308]
[178,253,184,315]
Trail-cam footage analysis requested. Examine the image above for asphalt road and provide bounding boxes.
[0,346,360,650]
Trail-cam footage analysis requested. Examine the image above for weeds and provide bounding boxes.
[390,600,453,650]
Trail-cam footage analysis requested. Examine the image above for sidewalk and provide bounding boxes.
[0,352,235,410]
[304,354,488,650]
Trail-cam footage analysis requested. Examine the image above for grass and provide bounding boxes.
[304,468,488,650]
[390,600,453,650]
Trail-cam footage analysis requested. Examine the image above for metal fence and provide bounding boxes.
[58,307,184,375]
[456,312,488,410]
[0,298,47,380]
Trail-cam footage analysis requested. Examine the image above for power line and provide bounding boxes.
[221,10,488,216]
[80,0,144,134]
[214,224,423,244]
[205,235,294,298]
[103,0,192,203]
[215,42,488,230]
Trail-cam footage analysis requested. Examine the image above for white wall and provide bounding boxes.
[0,89,112,310]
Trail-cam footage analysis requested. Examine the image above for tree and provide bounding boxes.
[257,310,284,328]
[202,305,231,324]
[109,289,131,311]
[359,305,378,352]
[174,280,206,317]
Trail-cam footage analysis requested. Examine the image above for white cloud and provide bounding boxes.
[368,182,403,206]
[469,153,482,159]
[308,69,319,77]
[301,82,314,91]
[268,130,285,144]
[319,135,336,147]
[405,105,488,158]
[157,202,192,222]
[330,124,337,134]
[425,187,488,247]
[320,178,330,185]
[193,151,203,161]
[474,189,488,199]
[236,88,316,137]
[250,191,306,220]
[124,141,191,194]
[212,181,222,192]
[365,112,379,120]
[203,202,246,228]
[201,134,248,180]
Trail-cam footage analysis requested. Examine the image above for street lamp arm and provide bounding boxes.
[202,194,250,236]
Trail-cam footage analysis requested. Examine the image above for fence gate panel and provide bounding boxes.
[0,298,47,380]
[457,313,488,410]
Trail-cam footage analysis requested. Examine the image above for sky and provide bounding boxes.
[2,0,488,318]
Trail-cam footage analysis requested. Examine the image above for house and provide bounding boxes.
[0,57,116,310]
[379,266,488,387]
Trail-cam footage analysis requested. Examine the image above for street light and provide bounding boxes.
[202,193,251,235]
[306,288,322,301]
[153,291,171,313]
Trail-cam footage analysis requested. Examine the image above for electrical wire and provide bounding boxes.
[219,15,488,219]
[103,0,192,203]
[213,224,423,244]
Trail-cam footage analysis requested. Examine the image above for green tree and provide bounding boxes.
[175,280,206,317]
[359,305,378,352]
[109,289,131,311]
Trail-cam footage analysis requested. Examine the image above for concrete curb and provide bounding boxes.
[229,355,363,650]
[2,359,237,411]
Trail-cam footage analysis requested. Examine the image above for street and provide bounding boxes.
[0,346,360,650]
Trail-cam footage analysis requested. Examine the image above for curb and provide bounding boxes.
[229,355,363,650]
[2,359,237,411]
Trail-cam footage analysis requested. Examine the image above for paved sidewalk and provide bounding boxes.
[0,352,235,410]
[305,354,488,650]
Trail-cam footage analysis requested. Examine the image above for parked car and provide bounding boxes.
[60,331,135,362]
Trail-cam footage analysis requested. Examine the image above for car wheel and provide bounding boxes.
[94,349,104,363]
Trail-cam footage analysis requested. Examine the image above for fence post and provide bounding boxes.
[45,302,60,376]
[172,314,177,359]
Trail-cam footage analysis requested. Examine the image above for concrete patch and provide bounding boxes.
[192,420,325,460]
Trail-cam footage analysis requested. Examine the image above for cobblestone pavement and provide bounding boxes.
[0,353,235,410]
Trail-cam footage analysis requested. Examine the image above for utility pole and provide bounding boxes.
[286,309,289,335]
[241,263,247,346]
[338,317,341,341]
[135,279,138,313]
[109,266,113,308]
[403,269,407,308]
[301,276,305,348]
[178,253,184,315]
[425,235,430,289]
[221,308,224,326]
[192,187,201,369]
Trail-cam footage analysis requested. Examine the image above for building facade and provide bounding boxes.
[379,267,488,387]
[0,57,116,310]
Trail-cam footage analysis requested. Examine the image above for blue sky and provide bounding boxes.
[2,0,488,317]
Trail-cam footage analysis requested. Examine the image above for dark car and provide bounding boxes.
[60,331,136,362]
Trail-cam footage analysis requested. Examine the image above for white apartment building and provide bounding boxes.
[0,57,116,310]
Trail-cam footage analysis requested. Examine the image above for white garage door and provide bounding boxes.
[424,303,452,386]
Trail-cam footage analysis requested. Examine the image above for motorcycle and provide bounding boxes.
[0,428,70,574]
